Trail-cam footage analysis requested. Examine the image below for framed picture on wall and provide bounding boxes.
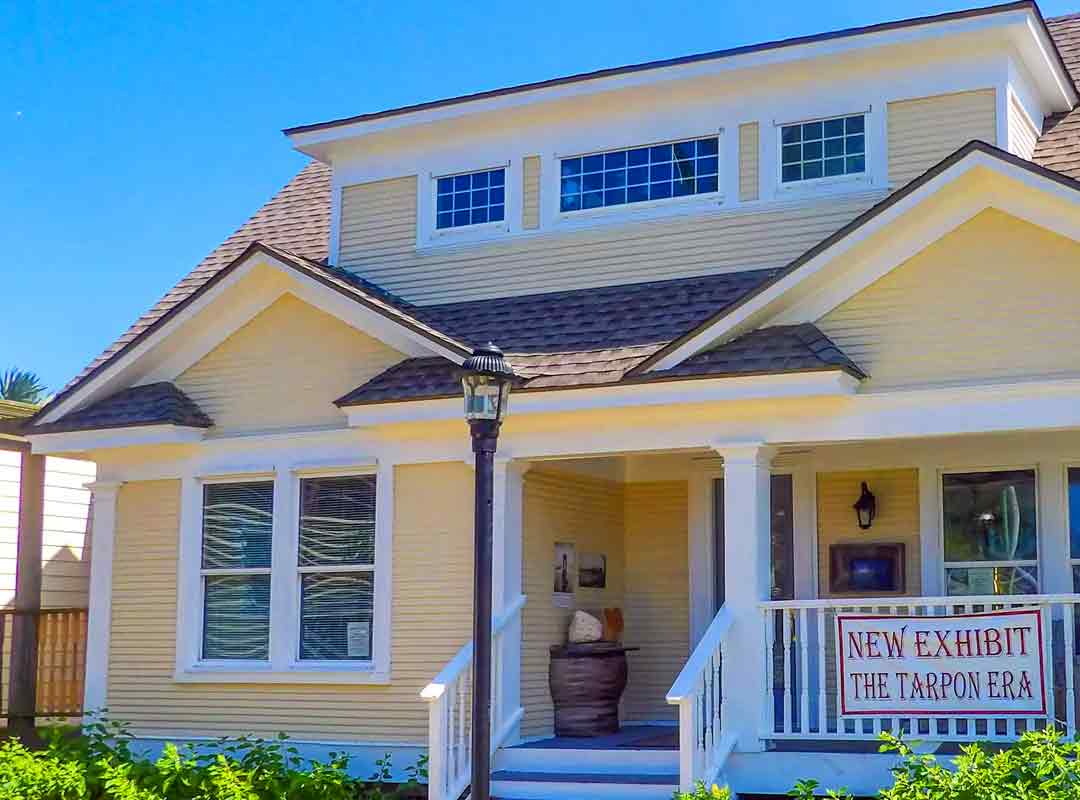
[553,542,576,606]
[579,552,607,589]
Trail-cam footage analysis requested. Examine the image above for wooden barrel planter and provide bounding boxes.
[548,642,635,737]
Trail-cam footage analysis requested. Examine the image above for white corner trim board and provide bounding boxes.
[83,480,123,717]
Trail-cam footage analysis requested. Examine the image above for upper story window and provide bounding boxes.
[780,114,865,184]
[560,136,720,213]
[436,167,505,229]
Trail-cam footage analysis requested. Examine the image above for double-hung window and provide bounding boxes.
[297,475,377,662]
[559,135,720,213]
[200,481,274,661]
[186,468,386,680]
[942,469,1039,596]
[780,114,865,184]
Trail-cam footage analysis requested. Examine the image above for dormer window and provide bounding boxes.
[436,167,506,229]
[780,114,865,184]
[559,136,720,213]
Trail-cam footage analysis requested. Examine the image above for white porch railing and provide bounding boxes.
[667,605,737,792]
[421,594,526,800]
[760,594,1080,742]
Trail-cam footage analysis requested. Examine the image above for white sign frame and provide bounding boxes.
[836,608,1047,718]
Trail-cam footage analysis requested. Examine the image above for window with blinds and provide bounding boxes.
[200,481,274,660]
[297,475,377,661]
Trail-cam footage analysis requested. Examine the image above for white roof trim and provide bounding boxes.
[39,249,466,426]
[344,370,859,428]
[644,148,1080,373]
[29,424,207,455]
[287,5,1073,155]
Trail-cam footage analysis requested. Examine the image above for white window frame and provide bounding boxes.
[553,130,725,226]
[773,108,873,196]
[1064,464,1080,593]
[175,462,393,684]
[420,160,514,249]
[938,464,1041,597]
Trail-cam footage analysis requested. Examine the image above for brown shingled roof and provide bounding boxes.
[32,383,213,434]
[64,161,333,393]
[1034,14,1080,180]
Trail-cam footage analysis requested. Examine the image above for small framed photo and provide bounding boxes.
[579,552,607,589]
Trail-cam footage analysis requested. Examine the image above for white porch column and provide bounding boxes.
[83,480,122,718]
[1038,461,1071,594]
[715,443,775,753]
[492,458,528,746]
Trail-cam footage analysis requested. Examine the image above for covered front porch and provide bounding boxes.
[423,426,1080,798]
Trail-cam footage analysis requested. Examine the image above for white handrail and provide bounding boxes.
[668,606,734,702]
[422,593,526,800]
[760,592,1078,609]
[421,593,527,701]
[667,604,736,792]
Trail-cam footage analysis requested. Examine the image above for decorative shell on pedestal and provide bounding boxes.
[568,610,603,643]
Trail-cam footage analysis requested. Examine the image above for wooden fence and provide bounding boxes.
[0,608,89,720]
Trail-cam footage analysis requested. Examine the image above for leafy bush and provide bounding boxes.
[679,727,1080,800]
[673,781,730,799]
[0,718,426,800]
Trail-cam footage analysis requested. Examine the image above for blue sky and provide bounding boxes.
[3,0,1075,392]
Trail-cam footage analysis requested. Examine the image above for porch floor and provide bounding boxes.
[514,724,678,750]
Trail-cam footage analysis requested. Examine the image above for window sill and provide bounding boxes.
[774,174,873,199]
[420,221,510,251]
[174,664,391,685]
[556,191,723,228]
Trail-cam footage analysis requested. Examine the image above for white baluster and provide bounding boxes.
[764,608,776,735]
[799,608,810,735]
[1042,604,1056,732]
[1065,601,1076,737]
[817,608,827,737]
[782,610,793,734]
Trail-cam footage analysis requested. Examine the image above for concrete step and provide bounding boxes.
[495,744,678,775]
[490,769,679,800]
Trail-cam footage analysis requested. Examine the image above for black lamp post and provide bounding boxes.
[461,343,515,800]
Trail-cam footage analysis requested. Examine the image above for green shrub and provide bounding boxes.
[0,718,426,800]
[679,727,1080,800]
[673,781,730,799]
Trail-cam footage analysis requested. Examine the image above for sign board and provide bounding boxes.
[836,608,1046,717]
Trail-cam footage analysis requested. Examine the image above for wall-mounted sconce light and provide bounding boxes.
[853,481,877,530]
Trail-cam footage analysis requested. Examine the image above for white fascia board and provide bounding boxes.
[41,251,463,426]
[288,8,1062,156]
[29,425,206,455]
[1015,15,1078,109]
[344,370,859,427]
[646,150,1080,373]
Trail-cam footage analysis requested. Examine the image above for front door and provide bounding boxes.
[712,473,795,610]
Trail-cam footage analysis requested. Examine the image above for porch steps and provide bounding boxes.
[491,742,679,800]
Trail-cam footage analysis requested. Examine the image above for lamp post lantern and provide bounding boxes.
[461,343,515,800]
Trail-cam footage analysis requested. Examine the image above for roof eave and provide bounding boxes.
[284,2,1072,154]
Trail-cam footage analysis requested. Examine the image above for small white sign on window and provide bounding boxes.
[347,621,371,660]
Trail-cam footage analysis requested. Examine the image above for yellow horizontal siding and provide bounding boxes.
[738,122,760,202]
[520,470,624,739]
[621,481,688,723]
[522,156,541,230]
[816,469,921,598]
[818,209,1080,390]
[1008,94,1039,160]
[176,293,404,435]
[106,464,474,743]
[887,89,996,187]
[340,178,880,304]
